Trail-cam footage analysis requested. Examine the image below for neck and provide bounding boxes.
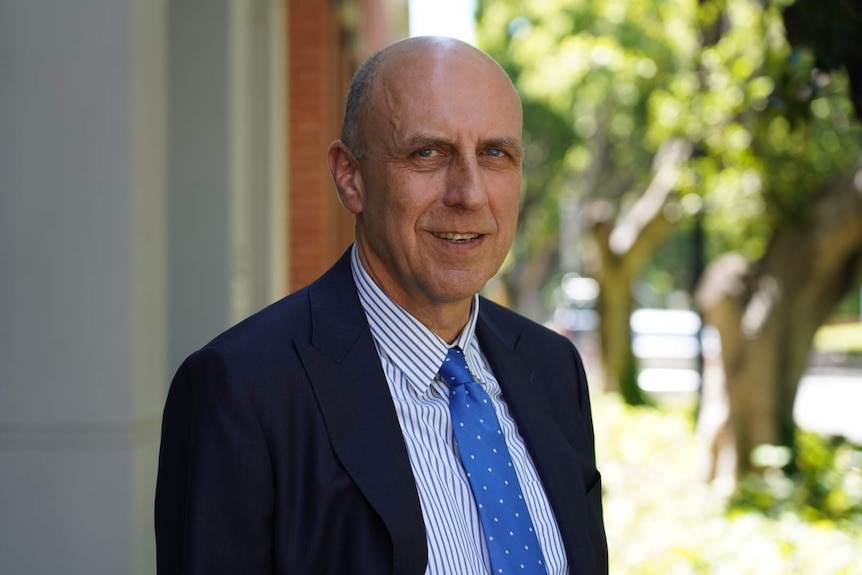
[354,243,473,344]
[413,303,471,345]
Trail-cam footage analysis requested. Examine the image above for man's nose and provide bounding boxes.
[443,155,488,209]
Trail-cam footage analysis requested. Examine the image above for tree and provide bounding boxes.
[478,0,862,477]
[586,139,691,404]
[478,0,702,403]
[694,0,862,478]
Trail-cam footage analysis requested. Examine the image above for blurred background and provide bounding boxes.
[1,0,860,573]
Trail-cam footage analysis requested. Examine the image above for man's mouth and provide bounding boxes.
[434,232,481,243]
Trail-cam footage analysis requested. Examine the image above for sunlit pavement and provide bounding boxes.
[795,367,862,444]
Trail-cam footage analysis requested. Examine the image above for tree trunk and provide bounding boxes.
[587,140,691,402]
[594,254,640,402]
[696,169,862,479]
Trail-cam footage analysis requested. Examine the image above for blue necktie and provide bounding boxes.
[440,347,547,575]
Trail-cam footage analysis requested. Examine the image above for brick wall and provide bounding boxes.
[285,0,406,292]
[287,1,348,291]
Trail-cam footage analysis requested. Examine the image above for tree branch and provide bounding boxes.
[609,139,693,269]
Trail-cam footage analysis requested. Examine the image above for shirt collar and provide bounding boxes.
[350,244,480,394]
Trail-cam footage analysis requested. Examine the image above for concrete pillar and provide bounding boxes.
[168,0,286,371]
[0,0,285,572]
[0,1,166,573]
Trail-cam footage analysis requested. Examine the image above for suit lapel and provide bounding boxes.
[476,304,593,575]
[296,252,427,575]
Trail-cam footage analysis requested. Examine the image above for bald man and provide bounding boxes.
[155,37,607,575]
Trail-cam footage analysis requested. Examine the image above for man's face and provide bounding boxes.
[349,44,523,322]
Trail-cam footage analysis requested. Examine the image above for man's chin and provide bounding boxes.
[429,273,490,302]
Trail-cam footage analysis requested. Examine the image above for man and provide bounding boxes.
[156,36,607,575]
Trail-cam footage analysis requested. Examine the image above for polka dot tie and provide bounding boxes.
[440,347,547,575]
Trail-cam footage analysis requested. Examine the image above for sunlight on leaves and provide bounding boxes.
[594,395,862,574]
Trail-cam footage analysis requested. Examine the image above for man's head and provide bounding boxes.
[328,36,523,339]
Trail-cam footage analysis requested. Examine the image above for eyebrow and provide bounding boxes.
[407,135,524,153]
[407,135,449,149]
[484,136,524,153]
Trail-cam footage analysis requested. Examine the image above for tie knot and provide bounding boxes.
[439,347,474,388]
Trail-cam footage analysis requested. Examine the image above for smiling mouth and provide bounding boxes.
[434,232,481,243]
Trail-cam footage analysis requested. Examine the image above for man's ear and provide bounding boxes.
[327,141,364,215]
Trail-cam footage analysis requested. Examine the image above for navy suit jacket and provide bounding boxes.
[155,248,608,574]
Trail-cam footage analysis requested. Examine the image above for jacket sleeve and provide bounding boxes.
[155,345,274,575]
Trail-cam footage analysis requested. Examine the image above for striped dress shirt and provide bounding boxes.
[350,247,569,574]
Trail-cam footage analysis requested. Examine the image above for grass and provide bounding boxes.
[594,394,862,575]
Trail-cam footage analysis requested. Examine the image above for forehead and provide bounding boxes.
[368,45,522,143]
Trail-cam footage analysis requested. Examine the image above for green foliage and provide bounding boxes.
[479,0,697,259]
[595,394,862,573]
[477,0,862,271]
[638,215,705,304]
[732,431,862,532]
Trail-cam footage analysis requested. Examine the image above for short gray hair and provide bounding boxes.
[340,49,387,160]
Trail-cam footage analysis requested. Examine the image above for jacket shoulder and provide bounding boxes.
[183,287,310,370]
[478,296,574,351]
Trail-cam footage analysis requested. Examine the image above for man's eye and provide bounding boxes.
[485,148,505,158]
[416,148,435,158]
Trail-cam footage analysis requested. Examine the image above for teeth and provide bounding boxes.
[435,232,479,242]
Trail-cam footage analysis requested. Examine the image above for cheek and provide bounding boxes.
[493,189,521,235]
[385,178,440,229]
[366,194,420,247]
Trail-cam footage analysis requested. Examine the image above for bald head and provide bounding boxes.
[340,37,520,160]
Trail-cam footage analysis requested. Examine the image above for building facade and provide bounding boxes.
[0,1,406,573]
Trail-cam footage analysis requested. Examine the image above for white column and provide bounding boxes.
[0,0,286,572]
[0,1,166,573]
[167,0,286,371]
